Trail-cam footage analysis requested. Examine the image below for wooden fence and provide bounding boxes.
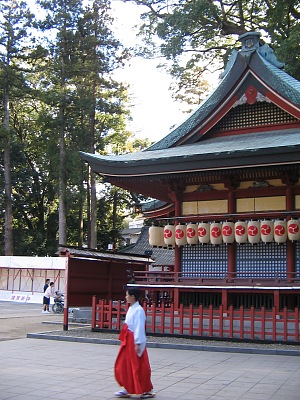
[92,297,300,343]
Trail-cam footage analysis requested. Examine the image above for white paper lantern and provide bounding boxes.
[198,222,210,244]
[175,224,187,247]
[210,222,222,245]
[287,219,300,241]
[186,223,198,245]
[260,220,274,243]
[164,224,175,248]
[149,226,165,247]
[222,221,235,244]
[274,220,287,244]
[235,221,247,244]
[247,220,260,244]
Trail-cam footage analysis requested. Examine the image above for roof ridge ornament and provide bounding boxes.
[257,43,285,69]
[221,31,284,79]
[238,31,284,69]
[238,31,261,51]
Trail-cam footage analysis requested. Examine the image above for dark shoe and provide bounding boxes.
[140,391,155,399]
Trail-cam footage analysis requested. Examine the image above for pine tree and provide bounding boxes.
[0,0,35,254]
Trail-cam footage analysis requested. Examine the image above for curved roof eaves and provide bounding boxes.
[254,52,300,106]
[146,52,245,152]
[80,128,300,176]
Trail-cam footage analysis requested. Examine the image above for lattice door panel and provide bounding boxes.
[296,242,300,278]
[182,243,228,278]
[236,242,286,278]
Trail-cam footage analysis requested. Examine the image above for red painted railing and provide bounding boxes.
[132,271,300,286]
[92,297,300,343]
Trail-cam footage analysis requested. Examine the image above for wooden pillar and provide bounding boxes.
[222,289,228,312]
[274,289,280,313]
[228,246,236,281]
[169,187,185,308]
[173,192,182,274]
[227,188,236,280]
[286,185,295,282]
[173,195,181,308]
[174,246,181,274]
[173,288,179,310]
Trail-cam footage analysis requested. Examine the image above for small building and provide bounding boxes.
[121,217,145,246]
[0,250,151,308]
[81,32,300,315]
[0,256,66,303]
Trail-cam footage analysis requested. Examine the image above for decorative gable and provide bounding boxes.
[146,32,300,151]
[206,101,299,138]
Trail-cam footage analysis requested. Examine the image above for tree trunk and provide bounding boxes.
[58,105,67,245]
[89,98,97,249]
[3,90,13,255]
[78,190,84,247]
[90,167,97,249]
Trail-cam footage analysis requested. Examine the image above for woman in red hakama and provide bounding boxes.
[114,288,155,399]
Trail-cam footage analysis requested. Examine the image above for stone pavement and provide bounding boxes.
[1,337,300,400]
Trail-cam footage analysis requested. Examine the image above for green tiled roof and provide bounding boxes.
[146,55,244,151]
[80,128,300,177]
[80,32,300,178]
[255,53,300,106]
[146,41,300,152]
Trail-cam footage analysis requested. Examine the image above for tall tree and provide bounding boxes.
[71,0,129,248]
[36,0,132,249]
[0,0,148,255]
[37,0,86,246]
[0,0,35,255]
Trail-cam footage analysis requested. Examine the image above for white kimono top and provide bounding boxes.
[125,301,147,356]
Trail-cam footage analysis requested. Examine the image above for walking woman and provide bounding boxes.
[114,287,155,399]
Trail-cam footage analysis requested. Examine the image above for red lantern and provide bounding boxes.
[210,222,222,245]
[222,221,235,244]
[149,226,165,247]
[164,224,175,248]
[198,222,210,244]
[274,220,287,244]
[186,223,198,245]
[260,220,273,243]
[247,220,260,244]
[287,219,300,241]
[235,221,247,244]
[175,224,187,247]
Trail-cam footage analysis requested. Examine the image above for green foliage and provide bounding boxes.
[128,0,300,97]
[0,0,144,255]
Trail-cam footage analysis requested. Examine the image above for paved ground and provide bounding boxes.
[0,300,64,341]
[1,301,300,400]
[2,337,300,400]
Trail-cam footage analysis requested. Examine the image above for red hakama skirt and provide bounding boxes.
[114,324,153,395]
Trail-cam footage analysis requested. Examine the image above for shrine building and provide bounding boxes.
[81,32,300,314]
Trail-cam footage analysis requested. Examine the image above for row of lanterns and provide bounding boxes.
[149,219,300,248]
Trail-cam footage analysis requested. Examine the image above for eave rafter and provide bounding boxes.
[103,165,300,205]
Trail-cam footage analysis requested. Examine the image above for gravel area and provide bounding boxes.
[39,325,300,352]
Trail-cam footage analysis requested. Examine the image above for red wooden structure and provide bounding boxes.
[57,247,151,329]
[81,32,300,340]
[92,298,300,343]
